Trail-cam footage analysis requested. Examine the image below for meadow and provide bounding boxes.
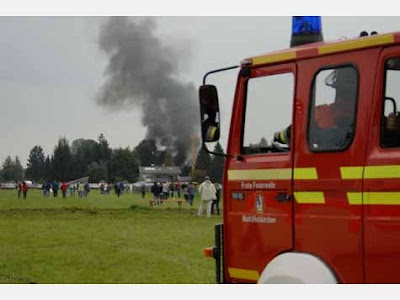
[0,188,222,284]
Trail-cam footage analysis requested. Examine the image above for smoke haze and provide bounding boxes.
[97,17,198,166]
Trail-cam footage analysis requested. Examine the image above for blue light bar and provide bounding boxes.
[292,16,322,35]
[290,16,323,47]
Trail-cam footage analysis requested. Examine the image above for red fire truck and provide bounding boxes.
[199,17,400,283]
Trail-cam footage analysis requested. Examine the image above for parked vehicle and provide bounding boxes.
[200,17,400,283]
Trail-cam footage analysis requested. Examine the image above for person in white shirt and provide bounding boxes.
[197,176,217,218]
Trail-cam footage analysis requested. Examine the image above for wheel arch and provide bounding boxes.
[258,252,340,284]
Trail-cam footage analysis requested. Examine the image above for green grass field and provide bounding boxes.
[0,189,222,284]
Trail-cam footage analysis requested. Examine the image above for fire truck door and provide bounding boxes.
[224,63,295,283]
[293,50,380,283]
[364,47,400,283]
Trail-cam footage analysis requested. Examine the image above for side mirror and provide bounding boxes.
[199,85,220,142]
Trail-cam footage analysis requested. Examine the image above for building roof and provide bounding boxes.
[67,176,89,185]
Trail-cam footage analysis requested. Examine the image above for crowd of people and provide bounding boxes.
[40,181,91,199]
[13,181,133,199]
[150,181,184,204]
[148,177,222,217]
[99,182,127,197]
[13,177,224,218]
[15,181,28,199]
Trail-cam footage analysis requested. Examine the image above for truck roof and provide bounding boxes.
[244,32,400,67]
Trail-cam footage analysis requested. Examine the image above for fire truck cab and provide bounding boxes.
[199,19,400,283]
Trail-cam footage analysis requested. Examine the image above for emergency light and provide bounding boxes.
[290,16,323,47]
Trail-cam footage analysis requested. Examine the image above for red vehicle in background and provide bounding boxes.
[200,17,400,283]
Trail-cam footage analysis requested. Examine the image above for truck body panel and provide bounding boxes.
[205,31,400,283]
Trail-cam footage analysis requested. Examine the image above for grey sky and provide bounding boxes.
[1,16,400,166]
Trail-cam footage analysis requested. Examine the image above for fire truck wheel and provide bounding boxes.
[258,252,338,284]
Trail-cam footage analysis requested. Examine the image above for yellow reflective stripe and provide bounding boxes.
[365,192,400,205]
[228,168,318,181]
[228,169,291,180]
[340,166,364,179]
[228,268,259,281]
[294,168,318,180]
[294,192,325,204]
[341,165,400,179]
[297,191,400,205]
[319,33,394,55]
[347,192,363,205]
[365,165,400,179]
[252,50,296,66]
[347,192,400,205]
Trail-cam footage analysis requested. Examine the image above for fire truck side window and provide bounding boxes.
[242,72,294,154]
[381,58,400,148]
[308,66,359,152]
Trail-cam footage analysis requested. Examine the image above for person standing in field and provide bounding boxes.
[41,182,46,197]
[173,183,179,199]
[162,182,169,200]
[118,182,124,194]
[151,182,158,204]
[187,182,195,206]
[177,182,181,198]
[141,184,146,198]
[52,181,59,198]
[197,176,217,218]
[211,183,221,215]
[108,182,113,195]
[16,181,22,199]
[77,182,84,198]
[157,182,163,203]
[61,182,67,198]
[114,182,121,197]
[84,182,90,197]
[45,182,51,198]
[22,181,28,199]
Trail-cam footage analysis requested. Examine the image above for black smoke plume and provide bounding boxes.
[97,17,198,166]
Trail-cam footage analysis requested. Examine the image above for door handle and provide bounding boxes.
[275,193,292,202]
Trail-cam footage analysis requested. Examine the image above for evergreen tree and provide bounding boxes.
[96,134,112,163]
[192,146,212,182]
[52,137,73,181]
[133,139,158,166]
[194,146,211,171]
[14,156,24,181]
[1,156,14,181]
[1,156,23,181]
[25,145,45,182]
[71,138,98,179]
[209,142,225,183]
[108,148,138,182]
[87,161,108,183]
[43,155,52,182]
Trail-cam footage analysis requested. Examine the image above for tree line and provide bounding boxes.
[0,134,225,183]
